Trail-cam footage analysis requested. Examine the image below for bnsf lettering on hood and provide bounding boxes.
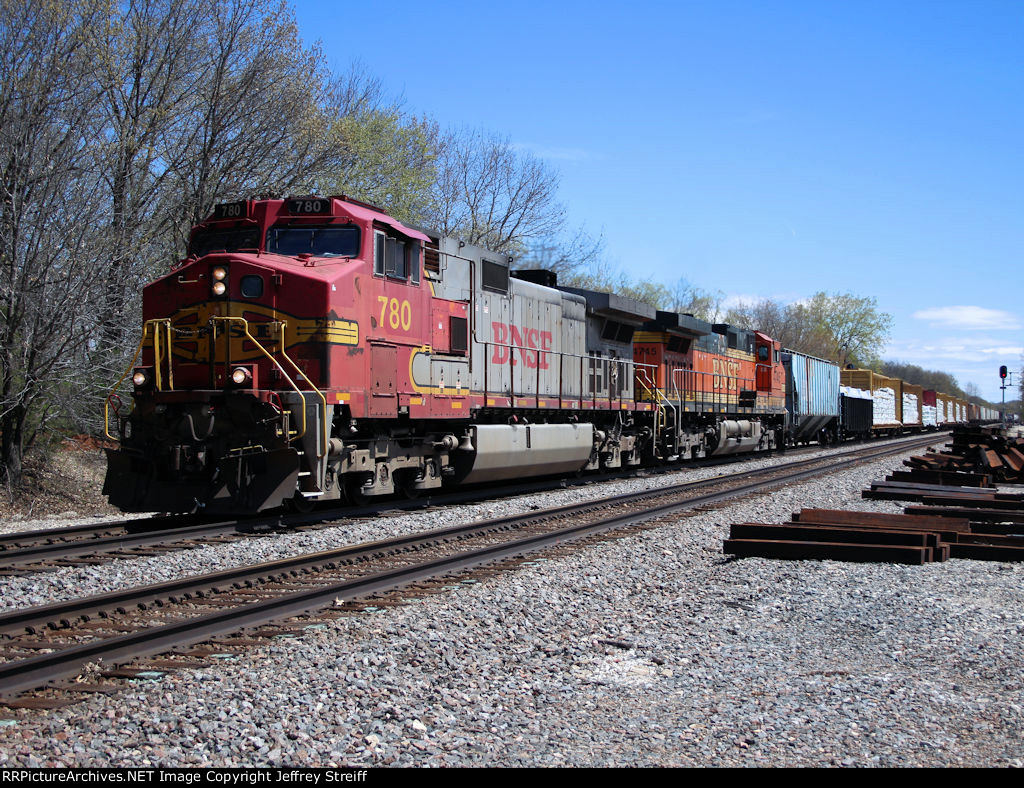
[490,322,553,368]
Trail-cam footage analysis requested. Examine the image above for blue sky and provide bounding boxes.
[293,0,1023,403]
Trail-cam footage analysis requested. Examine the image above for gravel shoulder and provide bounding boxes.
[2,439,1022,767]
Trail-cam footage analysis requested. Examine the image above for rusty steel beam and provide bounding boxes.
[724,539,932,565]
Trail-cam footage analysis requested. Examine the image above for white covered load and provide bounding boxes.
[902,392,920,425]
[872,386,898,426]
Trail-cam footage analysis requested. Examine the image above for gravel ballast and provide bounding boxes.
[2,440,1022,767]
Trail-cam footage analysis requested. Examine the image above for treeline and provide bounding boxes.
[0,0,595,484]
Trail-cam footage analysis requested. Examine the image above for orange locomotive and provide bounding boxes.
[632,314,786,459]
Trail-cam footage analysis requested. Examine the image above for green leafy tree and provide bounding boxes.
[880,362,965,398]
[725,292,892,366]
[801,292,892,368]
[315,110,438,226]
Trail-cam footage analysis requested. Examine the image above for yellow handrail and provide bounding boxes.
[634,369,674,458]
[105,315,327,463]
[151,318,174,391]
[207,317,327,459]
[104,319,172,440]
[274,322,329,460]
[207,316,307,441]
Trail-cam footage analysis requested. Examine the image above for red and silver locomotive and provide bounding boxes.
[103,196,790,513]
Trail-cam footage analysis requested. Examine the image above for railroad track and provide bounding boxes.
[0,433,944,705]
[0,433,945,574]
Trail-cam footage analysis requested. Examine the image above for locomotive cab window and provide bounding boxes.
[374,231,421,284]
[265,225,359,258]
[189,227,259,258]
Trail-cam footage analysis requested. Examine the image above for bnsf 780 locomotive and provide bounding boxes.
[104,195,793,513]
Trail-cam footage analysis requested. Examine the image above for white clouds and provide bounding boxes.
[719,293,759,311]
[886,336,1023,362]
[719,291,804,311]
[912,305,1023,331]
[884,335,1022,402]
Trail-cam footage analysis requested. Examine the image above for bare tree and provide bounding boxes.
[723,297,824,350]
[324,60,390,118]
[0,0,110,483]
[162,0,331,251]
[92,0,207,368]
[518,225,605,279]
[430,128,565,254]
[665,277,722,322]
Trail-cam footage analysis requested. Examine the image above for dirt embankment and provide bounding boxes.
[0,436,119,520]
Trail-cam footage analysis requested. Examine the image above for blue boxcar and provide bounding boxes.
[782,350,840,444]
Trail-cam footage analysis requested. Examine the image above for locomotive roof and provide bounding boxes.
[201,196,429,243]
[343,199,430,242]
[648,310,713,337]
[554,286,656,324]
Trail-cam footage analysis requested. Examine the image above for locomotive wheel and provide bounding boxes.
[400,480,423,499]
[344,476,373,506]
[284,493,315,514]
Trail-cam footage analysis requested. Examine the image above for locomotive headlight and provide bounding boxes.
[132,369,150,388]
[212,266,228,281]
[212,280,227,296]
[230,366,252,386]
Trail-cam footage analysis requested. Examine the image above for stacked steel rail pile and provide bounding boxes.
[724,507,1024,565]
[724,426,1024,565]
[901,425,1024,483]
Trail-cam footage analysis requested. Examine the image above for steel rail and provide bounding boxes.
[0,432,943,637]
[0,521,259,569]
[0,434,944,698]
[0,516,201,551]
[0,433,945,569]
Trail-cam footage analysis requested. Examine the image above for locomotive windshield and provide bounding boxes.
[265,225,360,258]
[189,227,260,257]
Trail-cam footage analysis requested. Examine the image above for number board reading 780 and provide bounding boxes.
[213,201,248,219]
[286,198,333,215]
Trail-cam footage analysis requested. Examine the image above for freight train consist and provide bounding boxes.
[102,196,997,513]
